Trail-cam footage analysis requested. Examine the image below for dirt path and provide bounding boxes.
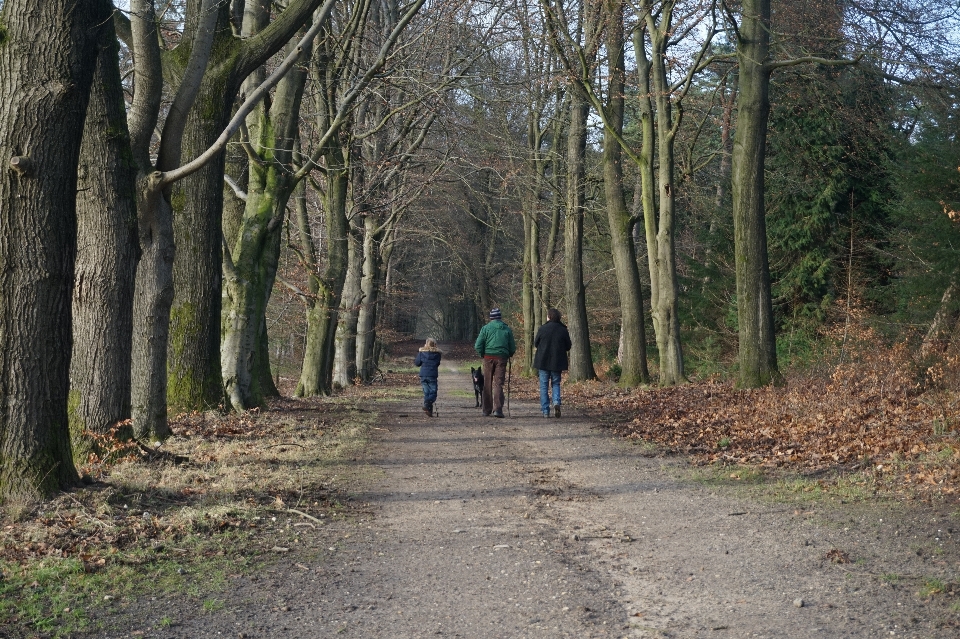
[100,361,959,638]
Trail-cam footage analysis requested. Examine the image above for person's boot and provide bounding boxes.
[554,405,561,418]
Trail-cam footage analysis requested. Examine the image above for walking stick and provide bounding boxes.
[506,357,512,418]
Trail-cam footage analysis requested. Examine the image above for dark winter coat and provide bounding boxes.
[474,319,517,358]
[533,320,571,372]
[414,348,442,379]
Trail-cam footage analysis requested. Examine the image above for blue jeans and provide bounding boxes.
[538,370,561,414]
[421,378,438,407]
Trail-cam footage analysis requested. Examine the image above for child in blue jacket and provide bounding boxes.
[414,338,442,416]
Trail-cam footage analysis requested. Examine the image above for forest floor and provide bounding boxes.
[2,340,960,638]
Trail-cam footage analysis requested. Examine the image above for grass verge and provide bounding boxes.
[0,388,394,638]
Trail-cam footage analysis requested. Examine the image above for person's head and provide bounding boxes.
[547,308,561,323]
[489,307,502,321]
[424,338,437,349]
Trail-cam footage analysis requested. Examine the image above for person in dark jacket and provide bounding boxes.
[474,308,516,417]
[414,338,442,416]
[533,308,571,417]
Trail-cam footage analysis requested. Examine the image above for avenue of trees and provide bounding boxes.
[1,0,959,500]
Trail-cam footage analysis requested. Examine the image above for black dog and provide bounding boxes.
[471,366,484,407]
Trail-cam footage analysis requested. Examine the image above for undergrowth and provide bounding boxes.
[0,377,406,638]
[578,310,960,501]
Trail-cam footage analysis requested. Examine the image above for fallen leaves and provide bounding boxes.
[575,334,960,498]
[825,548,852,564]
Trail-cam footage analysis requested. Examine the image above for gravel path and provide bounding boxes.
[99,361,959,638]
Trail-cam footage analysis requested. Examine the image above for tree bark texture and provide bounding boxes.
[170,0,326,412]
[221,30,309,409]
[333,225,363,389]
[0,0,109,498]
[603,0,648,387]
[130,0,222,438]
[296,163,350,397]
[732,0,782,387]
[520,95,553,376]
[72,23,140,457]
[646,4,686,386]
[169,32,234,413]
[356,214,385,381]
[521,209,537,374]
[563,88,596,382]
[131,177,176,440]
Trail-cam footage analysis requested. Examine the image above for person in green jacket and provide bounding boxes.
[474,307,516,417]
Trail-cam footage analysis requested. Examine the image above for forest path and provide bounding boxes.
[107,359,958,638]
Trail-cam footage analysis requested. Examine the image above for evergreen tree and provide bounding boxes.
[766,63,896,334]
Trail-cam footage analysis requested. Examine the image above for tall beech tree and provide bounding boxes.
[288,0,429,397]
[71,13,140,458]
[221,5,313,411]
[600,0,648,386]
[725,0,862,387]
[167,0,331,414]
[542,0,601,382]
[128,0,337,437]
[633,0,717,385]
[509,0,566,376]
[0,0,111,499]
[566,0,718,386]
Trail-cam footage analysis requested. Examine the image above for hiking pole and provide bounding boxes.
[506,357,512,418]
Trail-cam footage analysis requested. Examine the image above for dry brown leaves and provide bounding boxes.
[574,332,960,498]
[1,395,367,574]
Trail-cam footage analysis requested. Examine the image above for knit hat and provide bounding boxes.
[489,307,502,320]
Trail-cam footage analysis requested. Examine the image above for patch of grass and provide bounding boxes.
[769,476,826,501]
[202,598,225,613]
[882,573,901,584]
[0,393,378,637]
[919,577,947,597]
[690,464,765,486]
[686,464,895,507]
[718,437,731,449]
[629,439,660,455]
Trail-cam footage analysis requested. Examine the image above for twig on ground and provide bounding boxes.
[288,508,323,524]
[67,495,116,529]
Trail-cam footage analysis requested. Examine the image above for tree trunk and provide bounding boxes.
[131,0,218,439]
[603,0,648,387]
[356,215,385,381]
[71,22,140,457]
[333,225,363,389]
[521,206,537,375]
[131,179,176,440]
[295,162,350,397]
[647,6,686,386]
[541,100,566,313]
[564,87,596,382]
[170,0,327,412]
[0,0,108,498]
[169,50,234,413]
[922,279,957,357]
[732,0,782,387]
[221,29,309,409]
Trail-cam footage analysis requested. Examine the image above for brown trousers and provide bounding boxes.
[481,356,508,415]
